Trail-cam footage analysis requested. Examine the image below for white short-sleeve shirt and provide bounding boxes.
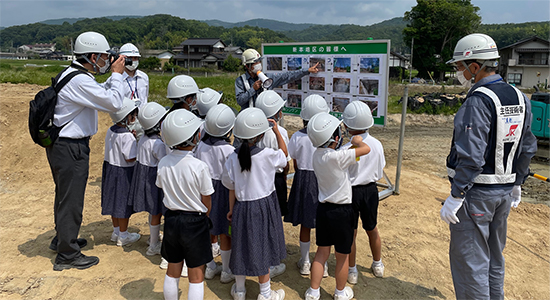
[156,150,215,213]
[342,132,386,186]
[222,147,287,201]
[312,148,357,204]
[122,70,149,109]
[136,134,168,167]
[195,139,235,181]
[288,130,316,171]
[104,126,137,167]
[257,126,291,173]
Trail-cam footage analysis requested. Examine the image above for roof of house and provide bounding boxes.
[173,53,207,60]
[500,36,549,51]
[180,38,226,47]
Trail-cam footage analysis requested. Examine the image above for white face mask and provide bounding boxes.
[126,60,139,71]
[252,63,262,73]
[98,56,111,74]
[456,70,472,88]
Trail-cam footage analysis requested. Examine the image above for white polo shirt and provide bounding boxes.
[195,140,235,181]
[342,132,386,186]
[288,130,315,171]
[156,150,214,213]
[312,148,356,204]
[257,126,291,172]
[222,148,287,201]
[55,62,125,139]
[136,134,168,167]
[122,70,149,109]
[104,126,137,167]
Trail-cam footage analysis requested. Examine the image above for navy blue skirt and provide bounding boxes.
[210,179,230,236]
[129,163,165,215]
[101,161,135,218]
[230,192,286,276]
[284,169,319,229]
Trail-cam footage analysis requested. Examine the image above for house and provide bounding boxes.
[18,43,56,53]
[389,51,409,79]
[172,38,228,69]
[499,36,549,88]
[141,50,175,68]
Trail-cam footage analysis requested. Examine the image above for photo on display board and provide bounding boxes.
[358,79,379,96]
[309,57,326,72]
[287,78,302,90]
[359,57,380,74]
[288,57,303,71]
[333,77,351,93]
[358,98,379,117]
[267,57,283,71]
[333,57,352,73]
[287,93,303,108]
[309,76,326,92]
[332,96,351,113]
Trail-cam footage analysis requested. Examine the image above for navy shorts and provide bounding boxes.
[352,182,379,231]
[315,202,355,254]
[161,210,213,268]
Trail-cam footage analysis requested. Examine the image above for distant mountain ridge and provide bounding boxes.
[202,18,317,32]
[40,15,142,25]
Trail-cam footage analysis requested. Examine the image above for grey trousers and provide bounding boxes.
[46,137,90,261]
[449,186,512,300]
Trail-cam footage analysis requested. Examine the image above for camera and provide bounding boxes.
[107,49,133,66]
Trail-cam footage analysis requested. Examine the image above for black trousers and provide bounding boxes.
[46,137,90,261]
[275,172,288,216]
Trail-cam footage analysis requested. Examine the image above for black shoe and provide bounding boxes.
[49,238,88,251]
[53,253,99,271]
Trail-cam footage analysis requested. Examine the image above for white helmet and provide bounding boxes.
[343,101,374,130]
[138,102,167,130]
[242,49,261,65]
[196,87,222,117]
[167,75,200,100]
[255,90,286,118]
[119,43,141,57]
[446,33,500,65]
[110,98,139,123]
[307,112,342,148]
[204,104,236,137]
[300,94,329,121]
[161,109,204,148]
[74,31,110,54]
[233,108,269,140]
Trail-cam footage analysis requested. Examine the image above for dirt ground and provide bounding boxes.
[1,83,549,300]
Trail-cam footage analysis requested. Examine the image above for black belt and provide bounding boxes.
[59,136,90,141]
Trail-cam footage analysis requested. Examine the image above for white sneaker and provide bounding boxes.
[257,289,285,300]
[230,283,246,300]
[110,232,118,242]
[221,270,236,284]
[181,265,188,277]
[270,263,286,278]
[212,243,220,258]
[323,264,329,278]
[146,242,162,256]
[304,287,320,300]
[159,257,168,269]
[334,286,354,300]
[205,264,223,280]
[371,262,384,278]
[117,232,141,246]
[297,259,311,275]
[347,270,358,285]
[146,233,163,246]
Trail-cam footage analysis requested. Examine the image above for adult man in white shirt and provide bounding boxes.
[47,31,127,271]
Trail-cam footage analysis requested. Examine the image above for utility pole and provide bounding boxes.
[409,37,414,83]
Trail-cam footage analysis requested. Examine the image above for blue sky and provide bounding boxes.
[1,0,548,28]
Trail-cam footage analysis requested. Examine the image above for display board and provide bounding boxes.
[262,40,390,126]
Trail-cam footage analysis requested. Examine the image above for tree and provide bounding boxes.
[222,55,241,72]
[403,0,481,81]
[139,56,161,70]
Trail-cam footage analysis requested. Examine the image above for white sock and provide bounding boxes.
[373,259,383,266]
[349,265,358,273]
[309,287,320,297]
[324,261,328,271]
[235,275,246,292]
[119,230,129,239]
[221,250,231,273]
[300,241,310,263]
[113,226,120,235]
[335,287,346,297]
[259,280,271,299]
[148,214,152,224]
[188,282,204,300]
[163,274,179,300]
[212,242,219,250]
[150,224,160,246]
[207,260,217,270]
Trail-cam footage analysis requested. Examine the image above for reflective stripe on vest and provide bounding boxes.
[447,85,525,184]
[240,73,253,108]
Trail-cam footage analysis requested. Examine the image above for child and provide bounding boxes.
[102,98,141,246]
[166,75,200,114]
[222,108,287,300]
[156,109,214,300]
[195,104,236,283]
[304,112,371,300]
[341,101,386,283]
[129,102,169,256]
[284,94,329,277]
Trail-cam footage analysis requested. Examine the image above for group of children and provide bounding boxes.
[100,73,386,300]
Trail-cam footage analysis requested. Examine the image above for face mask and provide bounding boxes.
[98,56,111,74]
[456,70,472,88]
[252,63,262,73]
[126,60,139,71]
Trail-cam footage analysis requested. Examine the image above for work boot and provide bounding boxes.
[53,253,99,271]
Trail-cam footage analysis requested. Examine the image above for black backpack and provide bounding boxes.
[28,69,84,147]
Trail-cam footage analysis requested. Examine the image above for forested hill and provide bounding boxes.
[1,14,547,54]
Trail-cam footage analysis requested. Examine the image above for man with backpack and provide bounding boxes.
[46,31,127,271]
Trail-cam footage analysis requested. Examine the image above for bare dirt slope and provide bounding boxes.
[1,83,549,300]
